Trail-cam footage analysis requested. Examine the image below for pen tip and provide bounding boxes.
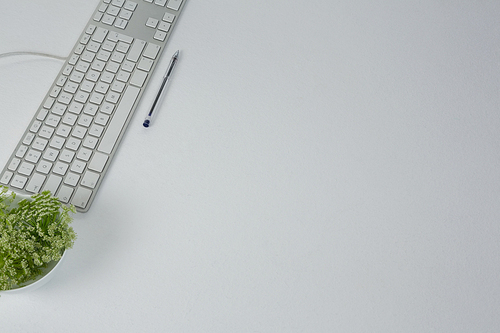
[143,120,150,127]
[174,50,179,57]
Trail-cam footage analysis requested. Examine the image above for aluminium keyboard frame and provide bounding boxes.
[0,0,187,212]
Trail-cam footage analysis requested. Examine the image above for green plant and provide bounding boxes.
[0,187,76,291]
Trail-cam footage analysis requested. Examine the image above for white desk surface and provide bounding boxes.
[1,1,499,331]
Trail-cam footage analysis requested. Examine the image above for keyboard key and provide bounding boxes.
[50,86,62,98]
[43,148,60,161]
[81,80,95,93]
[26,173,46,193]
[127,39,146,62]
[106,62,120,74]
[53,162,69,176]
[76,61,91,73]
[101,102,116,114]
[39,126,55,139]
[30,121,42,133]
[66,137,82,150]
[93,27,109,43]
[122,61,135,72]
[102,40,116,52]
[89,152,109,173]
[72,126,88,139]
[130,70,148,87]
[81,51,96,63]
[106,91,121,104]
[97,50,111,61]
[158,22,171,32]
[166,0,182,11]
[86,25,97,34]
[138,57,154,71]
[23,132,35,145]
[71,187,93,209]
[36,160,53,174]
[162,12,175,23]
[75,44,86,55]
[90,92,105,104]
[146,18,159,28]
[102,14,116,25]
[112,0,125,7]
[43,175,62,195]
[108,31,133,44]
[89,124,105,137]
[78,115,93,127]
[124,1,137,11]
[11,175,28,189]
[83,136,99,149]
[87,70,101,82]
[64,172,80,186]
[77,147,93,161]
[95,113,110,126]
[46,114,62,127]
[70,160,87,174]
[75,91,90,103]
[16,145,29,158]
[57,185,74,203]
[7,158,21,171]
[59,149,75,163]
[0,171,13,185]
[18,162,35,176]
[154,30,167,42]
[119,9,133,20]
[49,137,66,151]
[25,149,42,164]
[81,171,100,189]
[56,75,68,87]
[87,41,101,53]
[36,109,49,121]
[80,34,91,45]
[56,124,72,138]
[84,104,99,116]
[115,18,128,29]
[32,137,48,151]
[53,103,67,115]
[143,43,161,59]
[97,86,140,154]
[116,70,130,82]
[98,4,108,12]
[116,41,130,54]
[69,101,84,114]
[92,60,106,72]
[111,51,126,63]
[94,12,104,22]
[63,66,74,77]
[70,71,85,83]
[44,97,55,109]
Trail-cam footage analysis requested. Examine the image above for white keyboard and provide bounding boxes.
[0,0,187,212]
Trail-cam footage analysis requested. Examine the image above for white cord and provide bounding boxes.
[0,51,67,61]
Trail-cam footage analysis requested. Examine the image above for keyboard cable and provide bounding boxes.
[0,51,67,61]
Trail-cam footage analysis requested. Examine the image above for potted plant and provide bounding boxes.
[0,187,76,292]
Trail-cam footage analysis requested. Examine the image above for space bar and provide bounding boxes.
[98,86,141,154]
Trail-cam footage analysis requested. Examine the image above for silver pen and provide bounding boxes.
[143,50,180,127]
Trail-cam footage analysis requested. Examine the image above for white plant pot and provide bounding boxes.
[0,191,67,294]
[0,251,66,294]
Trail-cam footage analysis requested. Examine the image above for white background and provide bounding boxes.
[1,0,499,331]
